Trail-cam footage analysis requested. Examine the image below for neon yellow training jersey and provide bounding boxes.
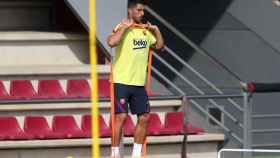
[113,27,156,86]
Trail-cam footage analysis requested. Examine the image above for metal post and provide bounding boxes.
[120,131,124,158]
[243,92,252,149]
[181,96,189,158]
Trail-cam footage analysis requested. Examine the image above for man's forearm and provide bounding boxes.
[153,29,164,50]
[107,27,127,47]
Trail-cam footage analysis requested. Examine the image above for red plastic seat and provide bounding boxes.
[147,113,164,136]
[0,117,33,140]
[52,115,86,138]
[10,80,37,99]
[187,123,204,134]
[161,112,184,135]
[67,80,91,98]
[81,115,111,138]
[0,81,9,99]
[24,116,64,139]
[123,115,135,137]
[38,80,66,98]
[98,79,110,98]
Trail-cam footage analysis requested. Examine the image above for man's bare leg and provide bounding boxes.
[132,113,149,157]
[111,113,127,157]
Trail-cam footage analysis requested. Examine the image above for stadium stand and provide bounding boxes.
[0,80,221,158]
[0,113,203,140]
[0,112,222,158]
[0,1,226,158]
[0,79,163,99]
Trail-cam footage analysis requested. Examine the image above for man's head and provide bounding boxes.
[128,0,145,24]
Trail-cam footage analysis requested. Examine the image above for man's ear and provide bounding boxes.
[128,8,132,16]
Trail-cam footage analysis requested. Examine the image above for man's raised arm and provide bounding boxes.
[107,19,133,47]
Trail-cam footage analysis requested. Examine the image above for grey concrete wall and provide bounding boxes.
[0,0,53,30]
[65,0,127,52]
[229,0,280,53]
[199,2,280,148]
[147,0,280,148]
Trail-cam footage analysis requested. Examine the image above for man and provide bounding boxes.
[107,0,164,157]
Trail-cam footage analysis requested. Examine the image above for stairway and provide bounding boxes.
[143,1,247,149]
[145,0,280,149]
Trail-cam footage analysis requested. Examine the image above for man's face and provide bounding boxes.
[128,4,145,23]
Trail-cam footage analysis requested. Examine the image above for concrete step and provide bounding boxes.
[0,133,224,158]
[0,96,183,133]
[0,97,183,127]
[0,31,89,66]
[0,65,109,80]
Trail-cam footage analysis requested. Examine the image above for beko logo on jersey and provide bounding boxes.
[133,39,147,50]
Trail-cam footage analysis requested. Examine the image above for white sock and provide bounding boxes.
[111,147,120,157]
[132,143,142,157]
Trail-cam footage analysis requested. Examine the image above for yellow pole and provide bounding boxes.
[89,0,100,158]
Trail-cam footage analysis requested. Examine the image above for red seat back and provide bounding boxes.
[10,80,37,99]
[147,113,163,135]
[81,115,91,133]
[0,117,21,133]
[52,115,80,132]
[98,79,110,97]
[0,117,32,140]
[24,116,51,133]
[52,115,86,138]
[123,115,135,136]
[164,112,184,134]
[81,115,111,137]
[38,80,66,98]
[67,80,90,98]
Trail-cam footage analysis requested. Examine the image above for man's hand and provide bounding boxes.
[121,19,133,30]
[107,19,133,47]
[146,22,164,50]
[146,22,159,32]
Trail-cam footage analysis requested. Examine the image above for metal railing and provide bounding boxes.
[145,6,243,82]
[186,94,245,145]
[245,83,280,148]
[144,5,280,149]
[145,5,248,146]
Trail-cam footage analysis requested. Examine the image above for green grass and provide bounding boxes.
[251,156,280,158]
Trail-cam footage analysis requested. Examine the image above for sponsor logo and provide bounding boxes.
[133,39,147,50]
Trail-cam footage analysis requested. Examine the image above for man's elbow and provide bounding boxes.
[107,41,115,48]
[107,38,116,47]
[155,42,164,50]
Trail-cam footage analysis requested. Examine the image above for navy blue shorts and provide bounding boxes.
[114,83,150,115]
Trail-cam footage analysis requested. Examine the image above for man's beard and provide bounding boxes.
[134,17,143,24]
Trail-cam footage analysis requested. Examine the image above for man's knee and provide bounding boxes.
[116,113,128,123]
[137,113,149,126]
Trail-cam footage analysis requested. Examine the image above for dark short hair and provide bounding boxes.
[128,0,145,8]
